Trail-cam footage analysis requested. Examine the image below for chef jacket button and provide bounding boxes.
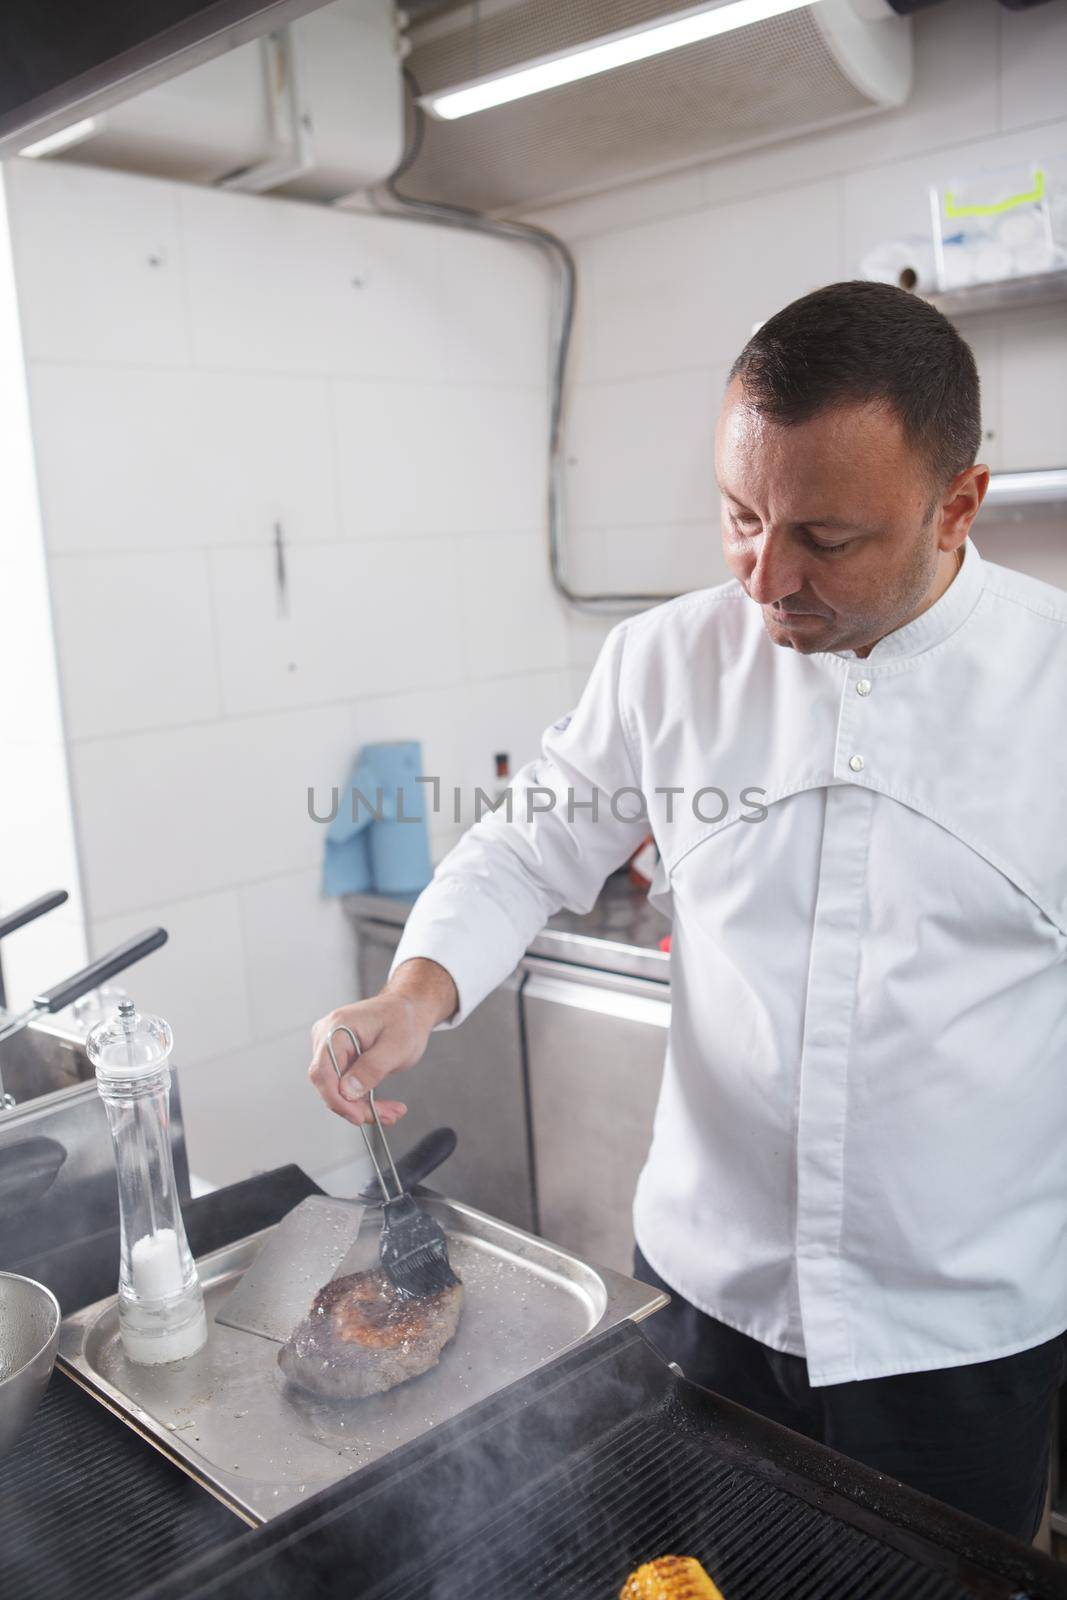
[848,754,865,772]
[856,678,872,696]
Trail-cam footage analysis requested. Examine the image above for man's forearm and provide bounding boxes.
[385,957,459,1031]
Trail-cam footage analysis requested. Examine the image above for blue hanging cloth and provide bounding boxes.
[323,740,433,898]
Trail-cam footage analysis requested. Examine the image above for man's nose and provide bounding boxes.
[746,536,804,606]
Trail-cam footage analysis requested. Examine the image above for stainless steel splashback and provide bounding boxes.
[0,1019,190,1269]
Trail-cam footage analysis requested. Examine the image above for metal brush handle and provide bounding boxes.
[326,1024,405,1204]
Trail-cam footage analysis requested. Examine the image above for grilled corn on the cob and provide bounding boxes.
[620,1555,725,1599]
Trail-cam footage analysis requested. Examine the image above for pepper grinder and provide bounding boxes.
[88,999,207,1365]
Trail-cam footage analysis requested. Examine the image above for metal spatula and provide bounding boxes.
[326,1026,460,1301]
[214,1124,457,1343]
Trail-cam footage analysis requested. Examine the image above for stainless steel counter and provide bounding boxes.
[343,870,670,985]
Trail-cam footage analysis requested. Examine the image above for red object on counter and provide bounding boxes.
[659,934,672,953]
[628,835,658,888]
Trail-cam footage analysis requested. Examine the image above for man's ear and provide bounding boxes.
[938,464,990,550]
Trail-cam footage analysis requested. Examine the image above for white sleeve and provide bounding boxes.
[389,621,648,1024]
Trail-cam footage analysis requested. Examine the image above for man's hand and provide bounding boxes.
[308,958,459,1127]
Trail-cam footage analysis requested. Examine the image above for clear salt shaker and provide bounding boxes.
[87,999,207,1365]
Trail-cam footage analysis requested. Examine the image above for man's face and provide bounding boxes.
[715,378,981,657]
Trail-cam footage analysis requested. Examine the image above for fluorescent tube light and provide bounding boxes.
[19,117,101,158]
[422,0,816,121]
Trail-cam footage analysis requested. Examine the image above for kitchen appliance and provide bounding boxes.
[0,928,168,1108]
[0,1272,61,1456]
[59,1197,664,1525]
[37,1164,1067,1598]
[133,1316,1067,1600]
[215,1125,457,1342]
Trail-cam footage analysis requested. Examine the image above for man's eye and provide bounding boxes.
[807,536,854,554]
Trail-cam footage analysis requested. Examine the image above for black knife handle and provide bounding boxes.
[359,1126,457,1204]
[33,927,168,1014]
[0,890,69,942]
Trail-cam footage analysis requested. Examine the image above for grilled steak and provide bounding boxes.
[277,1266,463,1399]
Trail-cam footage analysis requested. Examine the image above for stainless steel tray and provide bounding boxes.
[58,1196,666,1525]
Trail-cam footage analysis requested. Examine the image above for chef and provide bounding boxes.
[310,281,1067,1543]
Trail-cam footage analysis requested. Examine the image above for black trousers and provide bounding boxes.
[633,1246,1066,1544]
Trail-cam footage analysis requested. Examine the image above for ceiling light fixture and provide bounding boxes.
[421,0,817,121]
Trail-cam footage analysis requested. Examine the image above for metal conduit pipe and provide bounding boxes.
[368,67,682,614]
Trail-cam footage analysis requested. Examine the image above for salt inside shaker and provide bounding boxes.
[88,999,207,1364]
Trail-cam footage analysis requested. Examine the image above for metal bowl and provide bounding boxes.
[0,1272,61,1455]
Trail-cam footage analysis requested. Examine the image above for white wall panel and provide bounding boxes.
[69,703,358,917]
[333,379,544,538]
[208,537,465,715]
[565,367,728,530]
[1000,307,1067,473]
[49,550,222,737]
[176,1026,357,1186]
[437,227,551,387]
[180,186,449,380]
[5,160,190,367]
[459,533,569,680]
[588,179,843,383]
[239,867,357,1045]
[90,890,251,1068]
[999,1,1067,134]
[28,365,340,554]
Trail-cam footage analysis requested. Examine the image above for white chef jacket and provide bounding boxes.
[392,539,1067,1385]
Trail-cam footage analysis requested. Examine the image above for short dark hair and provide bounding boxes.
[728,280,982,488]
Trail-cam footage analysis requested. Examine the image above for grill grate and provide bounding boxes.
[367,1409,975,1600]
[0,1375,242,1600]
[145,1326,1062,1600]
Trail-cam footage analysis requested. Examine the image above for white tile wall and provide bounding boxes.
[239,867,357,1044]
[48,550,222,738]
[208,537,465,715]
[90,890,252,1066]
[999,307,1067,472]
[69,702,359,918]
[28,365,341,554]
[458,533,570,680]
[564,367,729,530]
[436,227,551,387]
[565,524,727,599]
[179,185,448,379]
[454,669,576,817]
[586,179,843,383]
[333,379,544,538]
[999,1,1067,134]
[175,1026,358,1187]
[525,0,1067,613]
[6,160,191,367]
[5,154,556,1126]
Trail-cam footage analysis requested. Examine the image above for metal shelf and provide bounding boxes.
[982,468,1067,523]
[926,269,1067,318]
